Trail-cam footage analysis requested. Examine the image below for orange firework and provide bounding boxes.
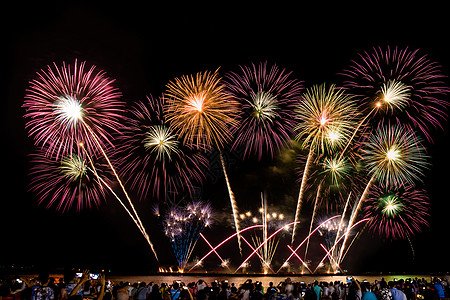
[165,69,240,151]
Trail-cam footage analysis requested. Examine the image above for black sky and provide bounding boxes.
[2,3,450,274]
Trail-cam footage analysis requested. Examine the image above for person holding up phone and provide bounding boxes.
[21,271,55,300]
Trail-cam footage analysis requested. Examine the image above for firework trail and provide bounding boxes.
[316,216,348,272]
[188,224,263,272]
[341,46,449,141]
[116,95,208,202]
[315,218,369,273]
[286,245,312,273]
[276,215,341,273]
[292,84,358,243]
[303,183,322,262]
[165,69,243,253]
[199,233,231,271]
[224,62,303,160]
[23,60,158,261]
[236,221,300,273]
[219,153,242,254]
[363,184,430,240]
[163,201,212,270]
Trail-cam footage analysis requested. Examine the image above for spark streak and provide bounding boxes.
[188,224,263,272]
[277,215,341,273]
[200,233,231,271]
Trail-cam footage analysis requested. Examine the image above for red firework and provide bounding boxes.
[225,62,303,160]
[116,95,208,202]
[23,59,124,158]
[340,46,449,141]
[29,149,112,212]
[362,184,430,240]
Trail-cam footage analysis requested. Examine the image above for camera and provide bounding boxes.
[346,276,353,283]
[90,274,99,280]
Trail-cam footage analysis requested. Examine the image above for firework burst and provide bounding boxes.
[295,84,359,153]
[225,62,303,159]
[165,69,240,151]
[29,150,111,212]
[24,60,160,261]
[363,184,430,239]
[23,60,124,158]
[341,46,449,140]
[163,201,213,270]
[362,123,429,187]
[116,95,208,202]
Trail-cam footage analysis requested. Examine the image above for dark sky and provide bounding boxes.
[2,3,450,274]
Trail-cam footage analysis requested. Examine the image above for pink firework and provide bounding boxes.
[23,60,124,158]
[225,62,303,159]
[340,46,449,141]
[29,149,112,212]
[116,95,208,202]
[362,184,430,240]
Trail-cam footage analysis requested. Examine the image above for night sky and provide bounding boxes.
[2,3,450,274]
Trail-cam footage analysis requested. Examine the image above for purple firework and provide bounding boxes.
[225,62,303,160]
[29,149,112,212]
[116,95,208,202]
[23,60,124,158]
[362,184,430,240]
[340,46,449,141]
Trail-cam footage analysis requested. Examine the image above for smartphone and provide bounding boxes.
[16,279,23,283]
[346,276,353,283]
[183,286,188,290]
[90,274,99,280]
[75,273,82,278]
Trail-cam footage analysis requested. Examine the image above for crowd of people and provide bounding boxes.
[0,271,448,300]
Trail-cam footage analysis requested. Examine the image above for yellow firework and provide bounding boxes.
[295,84,359,153]
[165,70,240,150]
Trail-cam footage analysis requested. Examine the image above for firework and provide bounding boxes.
[29,150,111,212]
[163,201,213,270]
[276,215,341,273]
[199,233,231,271]
[363,123,429,187]
[315,218,369,273]
[318,217,347,241]
[295,84,359,153]
[116,95,208,201]
[165,69,240,151]
[292,84,359,243]
[24,60,159,261]
[337,122,428,264]
[236,220,300,273]
[165,69,242,252]
[225,62,303,159]
[23,60,124,158]
[363,185,430,239]
[341,46,449,140]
